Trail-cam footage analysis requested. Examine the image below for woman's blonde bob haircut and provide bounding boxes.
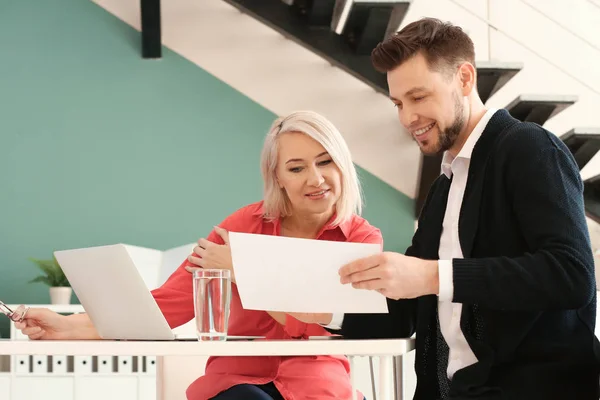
[260,110,363,226]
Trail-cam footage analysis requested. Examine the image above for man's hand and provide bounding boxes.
[339,252,439,300]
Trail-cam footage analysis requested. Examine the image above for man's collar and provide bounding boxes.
[441,108,498,178]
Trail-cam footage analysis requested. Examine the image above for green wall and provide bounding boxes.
[0,0,415,338]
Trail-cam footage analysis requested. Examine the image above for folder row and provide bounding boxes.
[12,356,156,374]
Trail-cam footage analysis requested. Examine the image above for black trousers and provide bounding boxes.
[209,381,368,400]
[210,382,285,400]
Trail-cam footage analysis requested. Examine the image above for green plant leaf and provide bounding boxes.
[34,258,57,270]
[28,276,53,286]
[28,256,71,287]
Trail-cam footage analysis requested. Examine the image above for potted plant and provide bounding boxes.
[29,257,72,304]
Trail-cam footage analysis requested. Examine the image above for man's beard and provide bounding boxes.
[423,91,466,155]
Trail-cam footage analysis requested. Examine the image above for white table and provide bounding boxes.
[0,338,415,400]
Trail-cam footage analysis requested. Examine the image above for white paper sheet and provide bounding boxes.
[229,232,389,313]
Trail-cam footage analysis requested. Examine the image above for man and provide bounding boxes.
[303,17,600,399]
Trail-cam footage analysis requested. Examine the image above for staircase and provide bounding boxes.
[97,0,600,222]
[223,0,600,220]
[94,0,425,201]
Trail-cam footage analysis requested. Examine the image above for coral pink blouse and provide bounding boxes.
[151,201,383,400]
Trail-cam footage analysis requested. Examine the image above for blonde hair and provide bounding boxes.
[260,110,362,226]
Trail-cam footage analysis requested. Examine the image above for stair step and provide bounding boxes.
[225,0,388,93]
[332,0,411,34]
[505,94,578,125]
[476,61,523,103]
[290,0,336,27]
[560,127,600,170]
[227,0,525,103]
[338,1,411,55]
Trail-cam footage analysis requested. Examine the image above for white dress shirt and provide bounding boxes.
[437,108,497,378]
[326,109,498,380]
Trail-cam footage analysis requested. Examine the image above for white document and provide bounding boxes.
[229,232,389,313]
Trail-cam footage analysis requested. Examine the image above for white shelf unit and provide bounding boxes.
[1,304,157,400]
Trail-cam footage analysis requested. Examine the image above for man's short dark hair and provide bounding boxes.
[371,17,475,75]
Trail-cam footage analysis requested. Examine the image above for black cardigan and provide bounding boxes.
[340,110,600,399]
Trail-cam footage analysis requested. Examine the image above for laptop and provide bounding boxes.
[54,244,261,341]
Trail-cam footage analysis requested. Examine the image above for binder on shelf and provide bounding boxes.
[97,356,113,374]
[74,356,93,374]
[31,355,48,374]
[117,356,134,374]
[144,356,157,374]
[51,355,68,374]
[14,356,30,374]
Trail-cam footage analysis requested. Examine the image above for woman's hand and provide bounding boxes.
[14,308,100,340]
[185,226,235,282]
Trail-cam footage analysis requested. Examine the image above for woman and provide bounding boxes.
[14,110,382,400]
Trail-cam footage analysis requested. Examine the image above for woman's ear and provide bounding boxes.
[275,172,283,189]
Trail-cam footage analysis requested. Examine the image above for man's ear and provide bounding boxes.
[458,62,476,97]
